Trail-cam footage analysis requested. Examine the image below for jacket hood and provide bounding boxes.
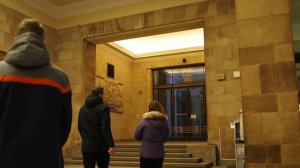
[5,32,50,68]
[143,111,168,120]
[85,95,103,108]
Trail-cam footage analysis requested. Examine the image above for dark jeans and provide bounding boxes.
[140,157,164,168]
[82,152,110,168]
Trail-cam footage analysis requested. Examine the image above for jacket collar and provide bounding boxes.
[143,111,168,120]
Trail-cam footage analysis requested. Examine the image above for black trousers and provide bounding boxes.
[82,152,110,168]
[140,157,164,168]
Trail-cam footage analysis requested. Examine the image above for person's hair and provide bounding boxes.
[17,18,44,39]
[91,87,104,96]
[148,100,166,114]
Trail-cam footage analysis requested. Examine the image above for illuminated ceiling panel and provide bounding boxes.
[108,28,204,58]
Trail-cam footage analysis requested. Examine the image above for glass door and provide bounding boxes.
[172,86,206,140]
[155,88,172,131]
[152,65,206,140]
[189,87,206,139]
[173,88,189,140]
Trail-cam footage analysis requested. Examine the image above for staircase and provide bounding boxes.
[65,142,214,168]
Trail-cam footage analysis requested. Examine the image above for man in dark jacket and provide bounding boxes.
[78,87,115,168]
[0,19,72,168]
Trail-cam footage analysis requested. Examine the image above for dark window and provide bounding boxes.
[107,63,114,78]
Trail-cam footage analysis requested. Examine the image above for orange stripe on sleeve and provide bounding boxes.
[0,75,71,94]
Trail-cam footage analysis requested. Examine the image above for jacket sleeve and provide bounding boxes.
[163,121,170,142]
[101,106,115,147]
[77,107,83,137]
[134,120,144,141]
[61,91,72,146]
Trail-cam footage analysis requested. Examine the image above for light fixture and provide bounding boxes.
[108,28,204,58]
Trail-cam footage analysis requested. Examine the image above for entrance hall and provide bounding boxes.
[0,0,299,167]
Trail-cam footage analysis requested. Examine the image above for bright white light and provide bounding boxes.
[113,28,204,55]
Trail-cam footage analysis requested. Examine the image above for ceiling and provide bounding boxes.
[0,0,204,29]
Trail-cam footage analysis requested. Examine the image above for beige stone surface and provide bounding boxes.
[237,20,257,48]
[207,103,225,117]
[204,0,240,160]
[0,9,7,22]
[240,66,261,95]
[116,14,143,31]
[206,0,217,17]
[215,14,236,26]
[261,112,282,144]
[224,102,241,117]
[243,113,264,144]
[245,164,265,168]
[220,23,237,38]
[270,14,293,45]
[270,0,290,15]
[236,0,270,21]
[277,92,299,112]
[243,94,278,112]
[255,17,275,46]
[96,44,132,139]
[281,144,300,164]
[240,46,274,66]
[266,145,281,164]
[186,144,217,165]
[279,112,300,144]
[246,145,266,163]
[1,0,299,167]
[274,43,294,62]
[260,62,297,93]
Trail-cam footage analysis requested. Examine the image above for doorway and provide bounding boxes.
[153,65,206,140]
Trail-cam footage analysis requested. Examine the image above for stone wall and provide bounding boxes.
[129,52,205,138]
[186,143,217,165]
[236,0,300,167]
[94,44,204,140]
[95,44,133,139]
[204,0,240,160]
[0,4,56,57]
[54,1,209,147]
[2,1,299,166]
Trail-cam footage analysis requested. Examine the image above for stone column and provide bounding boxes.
[235,0,300,167]
[204,0,241,161]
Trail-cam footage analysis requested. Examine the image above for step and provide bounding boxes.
[65,160,213,168]
[111,156,202,163]
[71,156,202,163]
[115,143,186,149]
[115,148,186,153]
[110,161,213,168]
[72,152,192,159]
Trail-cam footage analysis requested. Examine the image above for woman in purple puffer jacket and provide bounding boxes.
[134,100,170,168]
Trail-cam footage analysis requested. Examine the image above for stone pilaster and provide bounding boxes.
[204,0,241,160]
[236,0,300,166]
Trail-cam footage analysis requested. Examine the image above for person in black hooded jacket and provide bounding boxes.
[0,18,72,168]
[78,87,115,168]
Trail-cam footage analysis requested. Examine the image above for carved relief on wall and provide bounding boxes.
[97,76,123,113]
[0,50,6,61]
